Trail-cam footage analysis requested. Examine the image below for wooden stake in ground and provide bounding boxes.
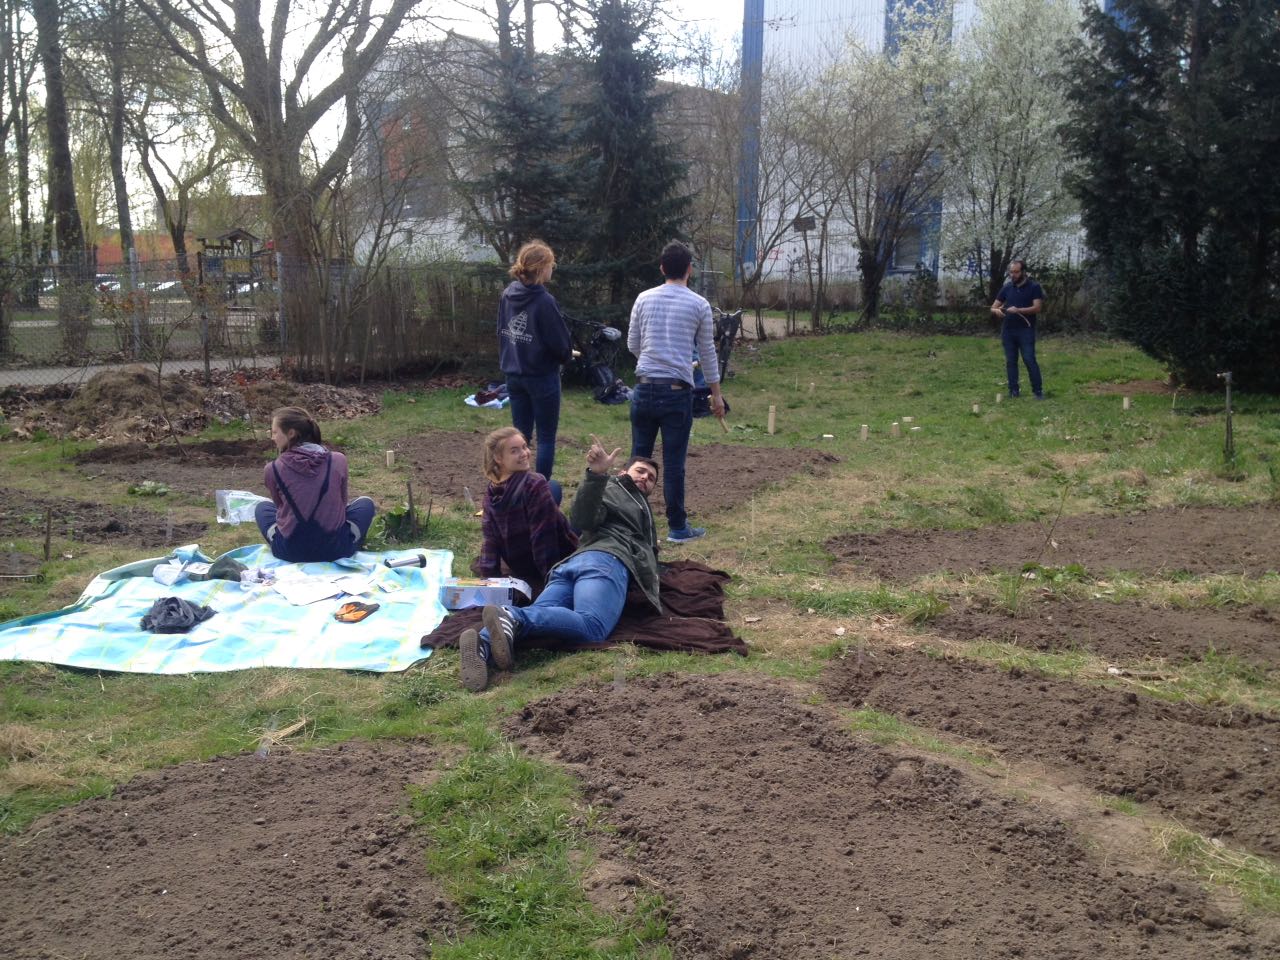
[891,422,901,438]
[385,450,396,468]
[43,509,52,563]
[860,424,869,441]
[996,393,1003,404]
[767,405,776,435]
[1123,396,1131,410]
[406,479,417,539]
[972,403,981,414]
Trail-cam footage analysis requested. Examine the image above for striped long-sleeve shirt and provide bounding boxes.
[627,283,719,386]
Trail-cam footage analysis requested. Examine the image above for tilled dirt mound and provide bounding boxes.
[829,505,1280,580]
[0,740,456,960]
[0,488,205,548]
[394,430,839,517]
[76,438,276,498]
[508,672,1269,959]
[4,368,381,443]
[822,647,1280,857]
[933,596,1280,670]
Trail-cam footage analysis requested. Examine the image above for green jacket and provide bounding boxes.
[563,469,661,612]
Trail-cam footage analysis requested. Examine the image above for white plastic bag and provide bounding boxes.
[216,489,270,525]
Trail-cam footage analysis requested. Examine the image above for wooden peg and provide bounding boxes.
[767,405,777,435]
[385,450,395,468]
[860,424,869,441]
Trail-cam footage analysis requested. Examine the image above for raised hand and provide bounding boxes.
[586,434,623,475]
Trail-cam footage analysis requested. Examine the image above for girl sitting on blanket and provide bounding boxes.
[255,406,376,563]
[472,426,577,596]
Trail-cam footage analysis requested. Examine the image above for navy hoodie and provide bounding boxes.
[497,281,573,377]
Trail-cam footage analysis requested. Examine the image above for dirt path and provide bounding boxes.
[821,647,1280,857]
[0,488,206,549]
[0,740,457,960]
[508,671,1272,959]
[828,505,1280,580]
[932,596,1280,669]
[76,438,275,498]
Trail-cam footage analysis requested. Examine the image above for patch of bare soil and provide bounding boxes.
[822,647,1280,857]
[508,672,1270,959]
[394,430,839,516]
[0,487,206,549]
[0,740,457,960]
[829,505,1280,581]
[4,368,380,443]
[75,438,275,499]
[933,596,1280,670]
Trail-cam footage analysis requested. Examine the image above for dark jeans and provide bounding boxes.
[506,370,562,480]
[1002,323,1043,397]
[630,381,693,531]
[255,496,376,563]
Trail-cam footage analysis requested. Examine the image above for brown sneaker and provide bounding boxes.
[459,628,489,692]
[483,605,517,670]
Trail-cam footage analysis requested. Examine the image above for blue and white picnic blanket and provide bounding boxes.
[0,544,452,674]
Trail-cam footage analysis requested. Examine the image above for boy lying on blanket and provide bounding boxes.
[460,435,660,692]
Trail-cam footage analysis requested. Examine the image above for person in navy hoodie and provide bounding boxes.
[255,406,376,563]
[498,240,573,482]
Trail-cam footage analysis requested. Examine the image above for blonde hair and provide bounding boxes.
[483,426,526,483]
[509,240,555,285]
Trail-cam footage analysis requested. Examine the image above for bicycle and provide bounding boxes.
[562,313,625,401]
[712,307,743,380]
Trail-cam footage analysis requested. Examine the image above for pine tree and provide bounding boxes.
[575,0,690,307]
[1063,0,1280,392]
[457,49,583,265]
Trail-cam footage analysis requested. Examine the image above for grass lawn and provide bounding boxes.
[2,330,1278,951]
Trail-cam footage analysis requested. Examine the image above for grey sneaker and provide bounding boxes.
[667,526,707,543]
[459,628,489,692]
[482,605,517,670]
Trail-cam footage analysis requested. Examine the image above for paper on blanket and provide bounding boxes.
[0,544,453,674]
[273,577,343,605]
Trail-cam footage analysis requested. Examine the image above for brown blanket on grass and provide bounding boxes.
[420,559,748,656]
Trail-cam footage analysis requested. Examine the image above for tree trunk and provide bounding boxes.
[33,0,89,354]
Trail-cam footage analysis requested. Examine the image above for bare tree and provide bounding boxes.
[942,0,1081,301]
[137,0,425,376]
[33,0,93,354]
[814,14,958,323]
[737,65,831,337]
[1,0,42,307]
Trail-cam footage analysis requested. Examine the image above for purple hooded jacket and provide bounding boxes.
[262,443,350,538]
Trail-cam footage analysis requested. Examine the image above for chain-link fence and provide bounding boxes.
[0,255,509,389]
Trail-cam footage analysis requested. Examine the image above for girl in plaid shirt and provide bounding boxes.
[472,427,577,595]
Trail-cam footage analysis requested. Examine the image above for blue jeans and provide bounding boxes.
[630,382,693,531]
[1002,323,1043,397]
[506,370,562,480]
[485,551,630,647]
[255,496,376,562]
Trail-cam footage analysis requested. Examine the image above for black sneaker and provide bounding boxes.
[459,628,489,692]
[482,605,517,670]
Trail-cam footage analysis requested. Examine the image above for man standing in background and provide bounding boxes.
[991,259,1046,399]
[627,241,725,543]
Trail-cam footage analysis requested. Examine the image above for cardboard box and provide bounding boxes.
[440,577,532,610]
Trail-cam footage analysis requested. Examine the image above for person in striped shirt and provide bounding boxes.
[627,240,726,543]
